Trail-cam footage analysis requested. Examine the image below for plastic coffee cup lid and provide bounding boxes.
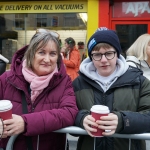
[90,105,110,114]
[0,100,13,111]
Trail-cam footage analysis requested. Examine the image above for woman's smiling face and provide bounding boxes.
[32,40,58,76]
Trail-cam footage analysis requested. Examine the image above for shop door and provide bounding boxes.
[112,21,150,58]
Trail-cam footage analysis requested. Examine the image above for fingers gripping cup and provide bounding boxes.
[0,100,13,120]
[90,105,110,137]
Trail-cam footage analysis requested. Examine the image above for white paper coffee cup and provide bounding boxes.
[0,100,13,120]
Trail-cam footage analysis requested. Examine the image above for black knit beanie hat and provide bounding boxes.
[87,27,122,60]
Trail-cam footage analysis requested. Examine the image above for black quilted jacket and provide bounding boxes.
[73,66,150,150]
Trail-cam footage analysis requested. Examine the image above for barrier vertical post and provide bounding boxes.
[129,139,131,150]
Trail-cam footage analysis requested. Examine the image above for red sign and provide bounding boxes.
[113,2,150,18]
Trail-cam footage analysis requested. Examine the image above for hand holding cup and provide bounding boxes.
[97,113,118,136]
[83,115,99,137]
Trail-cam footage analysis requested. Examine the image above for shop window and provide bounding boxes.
[36,14,47,27]
[52,16,59,27]
[116,24,147,58]
[79,19,85,27]
[64,17,76,27]
[15,14,25,30]
[63,13,86,28]
[0,13,87,69]
[78,13,87,26]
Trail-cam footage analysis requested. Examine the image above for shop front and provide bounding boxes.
[0,0,99,67]
[99,0,150,57]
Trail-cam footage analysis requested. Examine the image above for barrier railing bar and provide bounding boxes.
[6,126,150,150]
[6,135,18,150]
[54,126,150,140]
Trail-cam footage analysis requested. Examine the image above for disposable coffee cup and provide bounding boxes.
[0,100,13,120]
[90,105,110,137]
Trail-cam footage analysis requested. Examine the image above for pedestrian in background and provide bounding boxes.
[61,37,80,81]
[0,54,9,75]
[0,29,78,150]
[126,33,150,80]
[73,27,150,150]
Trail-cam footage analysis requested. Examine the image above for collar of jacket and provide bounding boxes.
[78,67,143,91]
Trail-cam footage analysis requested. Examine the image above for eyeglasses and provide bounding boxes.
[36,28,60,39]
[91,51,116,61]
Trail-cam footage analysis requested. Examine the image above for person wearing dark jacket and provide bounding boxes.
[72,27,150,150]
[0,29,78,150]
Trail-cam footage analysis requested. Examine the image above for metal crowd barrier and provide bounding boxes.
[6,126,150,150]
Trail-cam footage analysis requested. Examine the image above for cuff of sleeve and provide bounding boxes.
[75,110,90,129]
[21,115,27,135]
[80,113,89,129]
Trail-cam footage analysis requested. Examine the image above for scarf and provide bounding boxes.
[22,59,58,103]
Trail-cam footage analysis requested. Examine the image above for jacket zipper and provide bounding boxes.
[102,93,106,105]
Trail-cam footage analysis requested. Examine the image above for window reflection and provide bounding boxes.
[0,13,87,65]
[116,24,147,58]
[36,14,47,27]
[15,14,25,29]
